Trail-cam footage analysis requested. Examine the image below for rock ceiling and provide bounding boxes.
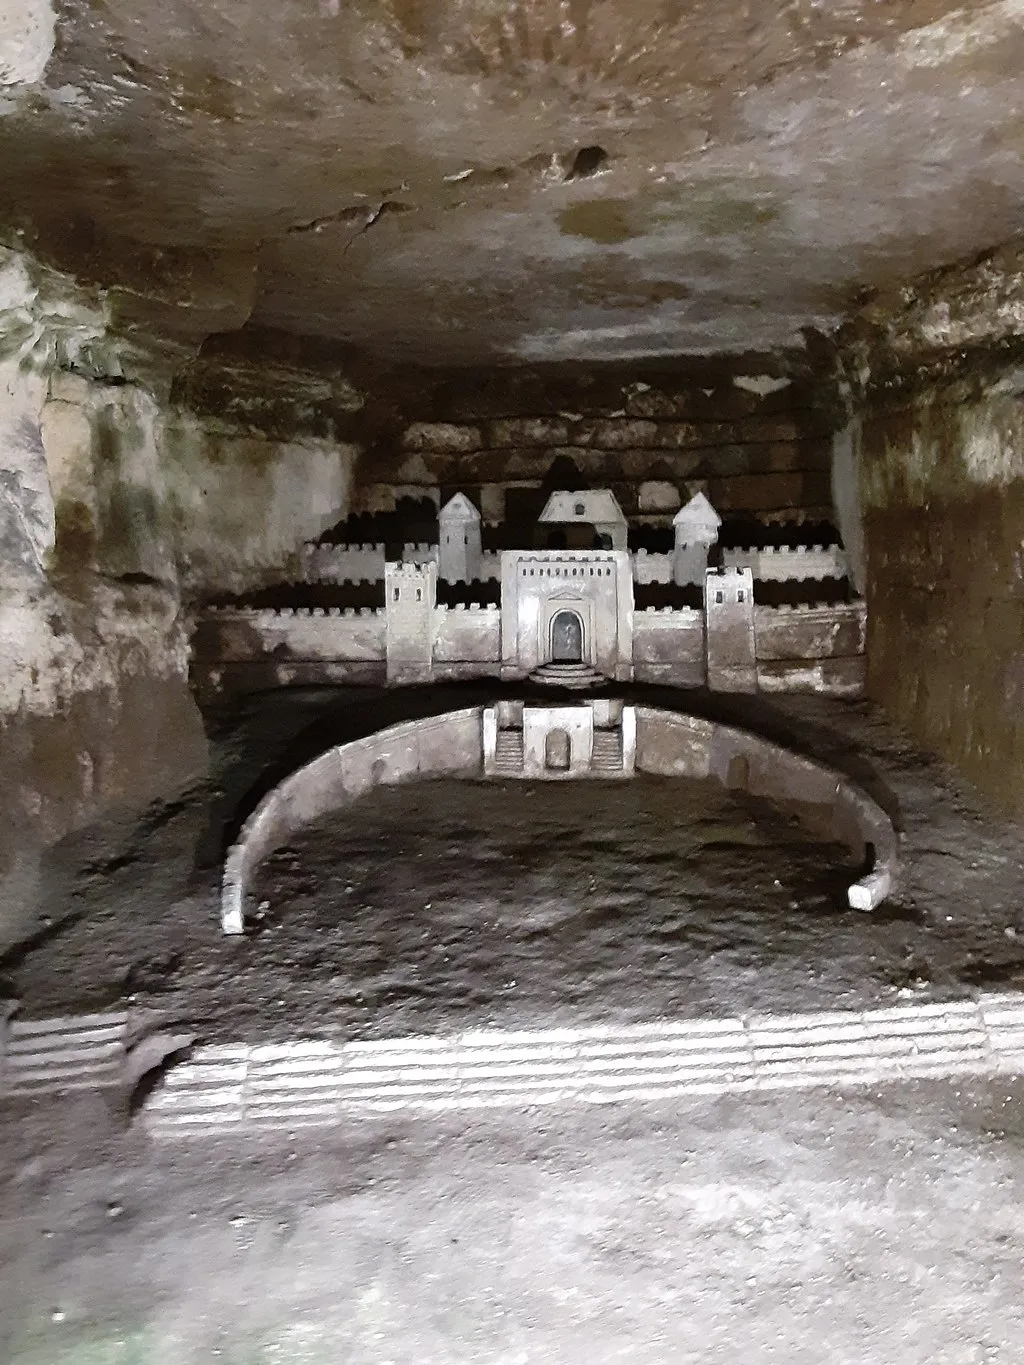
[3,0,1024,365]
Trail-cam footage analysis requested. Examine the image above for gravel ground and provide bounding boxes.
[3,1078,1024,1363]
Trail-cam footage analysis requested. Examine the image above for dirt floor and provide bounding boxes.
[3,687,1024,1361]
[4,688,1024,1041]
[3,1079,1024,1363]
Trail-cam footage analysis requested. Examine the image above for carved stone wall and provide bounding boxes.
[860,388,1024,815]
[353,363,834,527]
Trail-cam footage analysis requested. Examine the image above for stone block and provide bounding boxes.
[756,442,801,473]
[479,483,504,521]
[656,422,733,448]
[403,422,482,454]
[709,473,807,512]
[576,418,659,449]
[488,417,570,447]
[638,480,681,513]
[739,418,802,444]
[47,370,92,406]
[701,445,755,478]
[624,388,684,419]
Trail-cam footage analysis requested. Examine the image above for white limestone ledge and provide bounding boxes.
[145,994,1024,1133]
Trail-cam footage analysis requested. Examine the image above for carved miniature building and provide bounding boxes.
[438,492,482,583]
[704,566,756,692]
[538,489,629,551]
[499,548,633,682]
[194,488,866,699]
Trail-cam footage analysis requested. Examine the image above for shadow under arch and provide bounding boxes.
[219,702,899,934]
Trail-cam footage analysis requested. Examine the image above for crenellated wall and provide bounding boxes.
[632,609,706,686]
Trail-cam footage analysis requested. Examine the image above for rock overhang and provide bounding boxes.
[2,0,1024,369]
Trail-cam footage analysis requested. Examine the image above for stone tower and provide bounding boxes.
[704,566,756,693]
[385,560,436,683]
[438,492,482,583]
[673,492,721,586]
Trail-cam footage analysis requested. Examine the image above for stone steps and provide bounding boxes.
[591,730,624,772]
[529,662,608,690]
[144,995,1024,1136]
[492,729,524,774]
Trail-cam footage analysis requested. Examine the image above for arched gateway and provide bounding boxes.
[220,704,898,935]
[550,609,584,663]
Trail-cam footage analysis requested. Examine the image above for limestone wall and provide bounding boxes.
[433,606,501,664]
[632,610,705,686]
[0,248,208,945]
[0,244,369,946]
[352,364,834,526]
[161,413,356,593]
[860,388,1024,814]
[222,709,485,933]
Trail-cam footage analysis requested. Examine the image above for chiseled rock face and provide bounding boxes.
[0,248,206,945]
[0,244,374,945]
[837,245,1024,819]
[4,1,1024,363]
[861,389,1024,817]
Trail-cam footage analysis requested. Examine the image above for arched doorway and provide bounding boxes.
[544,729,571,770]
[550,610,583,663]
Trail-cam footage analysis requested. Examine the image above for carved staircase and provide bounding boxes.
[590,728,624,774]
[528,661,608,690]
[492,728,525,775]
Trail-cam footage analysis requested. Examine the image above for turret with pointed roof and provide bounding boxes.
[438,491,482,582]
[673,492,721,586]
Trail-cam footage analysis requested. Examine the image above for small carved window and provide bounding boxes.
[715,590,724,604]
[393,586,400,602]
[574,501,586,516]
[416,588,422,601]
[737,589,745,603]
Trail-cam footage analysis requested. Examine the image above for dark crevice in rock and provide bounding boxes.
[566,146,609,180]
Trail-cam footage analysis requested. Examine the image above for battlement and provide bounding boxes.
[755,600,865,617]
[207,605,383,620]
[387,560,435,578]
[435,602,501,614]
[304,541,384,554]
[512,550,618,564]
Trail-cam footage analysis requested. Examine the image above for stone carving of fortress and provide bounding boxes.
[193,487,865,697]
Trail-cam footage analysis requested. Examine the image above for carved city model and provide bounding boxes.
[195,489,865,696]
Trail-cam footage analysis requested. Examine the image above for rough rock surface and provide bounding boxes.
[5,2,1024,362]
